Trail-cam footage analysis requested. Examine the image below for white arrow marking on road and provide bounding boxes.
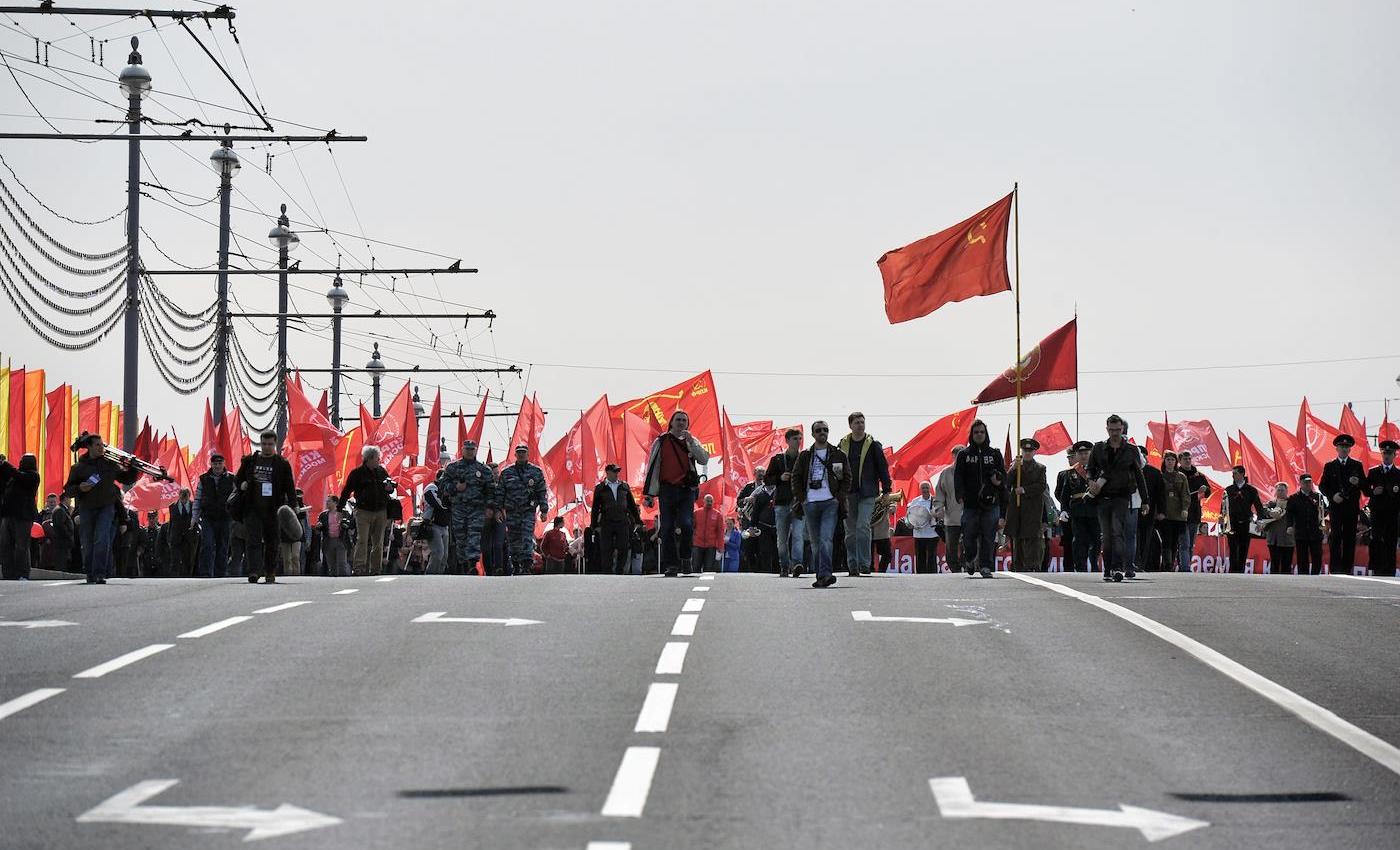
[851,611,985,627]
[0,619,77,629]
[929,777,1208,842]
[77,779,342,842]
[43,579,85,586]
[411,612,542,626]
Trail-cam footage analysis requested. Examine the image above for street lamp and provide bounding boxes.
[327,277,349,427]
[412,386,426,418]
[268,205,299,442]
[118,37,150,450]
[209,134,240,424]
[366,343,386,418]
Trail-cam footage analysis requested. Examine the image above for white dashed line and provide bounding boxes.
[671,614,698,636]
[655,642,689,675]
[1341,575,1400,587]
[1006,572,1400,777]
[601,746,661,817]
[177,616,253,639]
[375,576,398,583]
[0,688,65,721]
[691,586,710,592]
[586,843,631,850]
[42,580,84,587]
[681,598,705,613]
[698,575,715,582]
[332,589,359,595]
[253,601,315,614]
[73,644,174,679]
[634,682,679,733]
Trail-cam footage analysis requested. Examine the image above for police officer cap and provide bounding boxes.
[514,443,529,453]
[605,463,622,472]
[1299,474,1313,482]
[1071,440,1092,452]
[1380,440,1399,452]
[1333,433,1355,447]
[1232,464,1247,474]
[461,439,477,449]
[210,452,224,461]
[1019,437,1039,451]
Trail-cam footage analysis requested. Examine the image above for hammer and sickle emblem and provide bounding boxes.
[966,220,988,245]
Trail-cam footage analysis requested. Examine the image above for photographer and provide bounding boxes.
[62,434,141,584]
[340,444,392,575]
[234,431,296,584]
[788,420,850,587]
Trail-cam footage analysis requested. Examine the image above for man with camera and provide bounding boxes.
[235,430,296,584]
[62,433,141,584]
[642,410,711,578]
[764,428,805,577]
[340,444,393,575]
[788,420,849,587]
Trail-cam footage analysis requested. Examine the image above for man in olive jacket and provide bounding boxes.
[788,420,850,587]
[1005,438,1055,571]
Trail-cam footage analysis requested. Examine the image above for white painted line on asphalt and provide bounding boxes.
[682,598,705,613]
[43,579,84,586]
[852,610,985,626]
[177,616,253,639]
[655,642,690,675]
[601,746,660,818]
[1340,575,1400,587]
[73,644,174,679]
[691,586,710,592]
[586,843,630,850]
[253,601,315,614]
[634,682,679,733]
[412,612,542,626]
[671,613,698,636]
[0,687,65,721]
[1006,572,1400,777]
[375,577,398,582]
[332,589,359,595]
[76,778,342,841]
[0,619,77,629]
[698,575,715,581]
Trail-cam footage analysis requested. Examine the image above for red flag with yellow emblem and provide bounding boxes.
[973,317,1077,404]
[879,193,1013,323]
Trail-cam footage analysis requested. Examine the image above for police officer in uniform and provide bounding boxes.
[1320,433,1366,576]
[1365,439,1400,577]
[441,439,496,575]
[1006,437,1055,571]
[498,443,548,576]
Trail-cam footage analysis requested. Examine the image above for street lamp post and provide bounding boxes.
[268,205,299,442]
[366,343,386,418]
[327,277,349,427]
[117,37,150,451]
[209,134,240,424]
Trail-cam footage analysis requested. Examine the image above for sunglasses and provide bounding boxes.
[812,428,829,434]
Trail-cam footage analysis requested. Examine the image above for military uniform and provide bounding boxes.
[441,453,497,574]
[1320,434,1366,575]
[1005,440,1055,571]
[498,450,548,575]
[1365,440,1400,577]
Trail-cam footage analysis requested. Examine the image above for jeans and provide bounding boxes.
[597,521,630,574]
[656,483,696,570]
[804,498,839,579]
[322,536,350,576]
[1180,522,1198,571]
[774,504,805,570]
[1096,495,1132,573]
[78,503,116,581]
[1124,505,1139,570]
[961,503,999,573]
[199,517,232,578]
[243,510,279,579]
[693,547,718,572]
[426,525,449,574]
[1160,520,1185,571]
[844,495,876,571]
[1070,514,1101,572]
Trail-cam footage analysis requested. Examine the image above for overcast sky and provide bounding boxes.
[1,0,1396,477]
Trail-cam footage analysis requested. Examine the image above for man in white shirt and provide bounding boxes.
[933,446,964,571]
[906,480,940,573]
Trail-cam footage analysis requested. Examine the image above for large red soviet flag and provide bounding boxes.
[1148,419,1231,473]
[892,406,976,480]
[878,192,1013,324]
[1338,404,1374,470]
[508,393,547,465]
[972,317,1076,404]
[1238,432,1275,490]
[1296,398,1341,483]
[1268,422,1307,489]
[612,370,721,457]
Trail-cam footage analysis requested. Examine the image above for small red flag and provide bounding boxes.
[1030,422,1073,457]
[1381,415,1400,445]
[465,393,488,447]
[891,406,976,480]
[1338,404,1374,470]
[1267,422,1307,489]
[973,317,1077,404]
[1238,432,1275,490]
[878,192,1013,324]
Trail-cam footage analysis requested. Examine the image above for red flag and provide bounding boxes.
[334,426,364,493]
[454,407,467,456]
[1148,419,1231,473]
[540,431,574,519]
[316,390,329,419]
[424,389,443,469]
[1381,413,1400,445]
[1338,404,1374,470]
[1030,421,1073,457]
[972,317,1077,404]
[7,366,24,458]
[1267,422,1307,489]
[698,475,735,517]
[1228,434,1242,468]
[1145,435,1164,468]
[1238,432,1275,490]
[1160,412,1174,453]
[733,420,773,443]
[79,396,100,437]
[583,395,616,471]
[742,423,802,469]
[465,393,488,447]
[612,371,721,458]
[507,393,546,465]
[133,418,153,463]
[718,407,754,498]
[614,410,660,488]
[1004,427,1013,472]
[44,385,68,506]
[892,406,977,480]
[97,400,112,451]
[879,192,1013,324]
[22,369,43,458]
[125,440,193,515]
[214,414,232,468]
[368,382,417,475]
[286,377,341,491]
[1295,398,1341,483]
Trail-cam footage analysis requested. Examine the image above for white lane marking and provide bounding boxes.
[698,575,715,582]
[601,747,661,818]
[930,776,1208,842]
[1340,575,1400,587]
[253,601,315,614]
[851,610,985,627]
[332,589,359,595]
[655,642,690,675]
[682,598,705,613]
[411,612,542,626]
[375,576,398,583]
[177,616,253,639]
[43,579,85,586]
[691,586,710,592]
[586,843,631,850]
[73,644,174,679]
[76,778,342,841]
[671,613,698,636]
[0,619,77,629]
[634,682,679,733]
[1006,571,1400,776]
[0,687,65,721]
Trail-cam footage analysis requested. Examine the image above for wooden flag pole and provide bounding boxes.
[1073,305,1080,440]
[1013,182,1023,507]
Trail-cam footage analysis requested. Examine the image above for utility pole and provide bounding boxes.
[209,131,239,425]
[327,276,348,428]
[268,205,298,442]
[118,37,149,451]
[367,342,385,418]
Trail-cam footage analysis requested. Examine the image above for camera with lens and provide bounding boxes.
[382,477,397,494]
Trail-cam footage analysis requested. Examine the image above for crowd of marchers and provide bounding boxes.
[2,411,1396,585]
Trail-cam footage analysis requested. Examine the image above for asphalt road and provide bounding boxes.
[2,569,1398,849]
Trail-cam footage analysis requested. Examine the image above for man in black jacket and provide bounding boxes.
[1179,451,1212,571]
[765,429,805,577]
[1057,441,1100,572]
[62,434,141,584]
[1320,433,1366,576]
[1224,465,1265,573]
[40,493,74,574]
[1086,414,1149,582]
[341,445,391,575]
[0,453,41,580]
[1286,474,1327,575]
[1137,446,1164,571]
[193,453,235,577]
[953,419,1006,578]
[1365,440,1400,577]
[166,489,196,576]
[235,430,296,584]
[591,463,640,574]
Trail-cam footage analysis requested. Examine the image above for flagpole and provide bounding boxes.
[1073,304,1079,439]
[1013,182,1022,507]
